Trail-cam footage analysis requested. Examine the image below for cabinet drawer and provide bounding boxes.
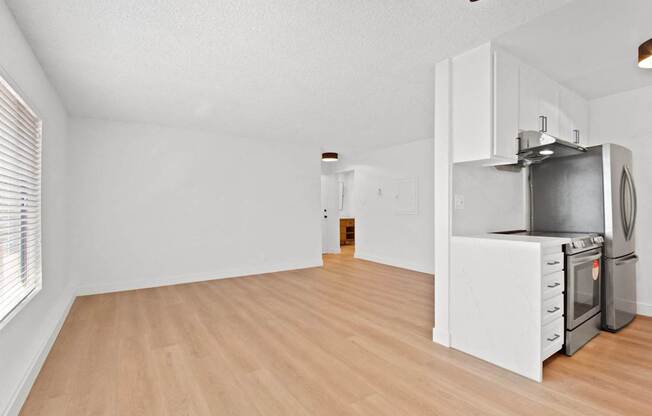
[542,294,564,325]
[542,252,563,274]
[542,317,564,361]
[542,271,564,299]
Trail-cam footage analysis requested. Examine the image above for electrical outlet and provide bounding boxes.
[454,194,465,210]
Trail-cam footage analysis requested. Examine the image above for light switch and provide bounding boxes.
[454,194,465,210]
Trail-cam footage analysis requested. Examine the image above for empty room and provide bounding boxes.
[1,0,651,415]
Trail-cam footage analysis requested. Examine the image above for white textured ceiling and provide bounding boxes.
[7,0,570,151]
[496,0,652,100]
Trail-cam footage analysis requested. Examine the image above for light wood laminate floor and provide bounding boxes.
[21,246,652,415]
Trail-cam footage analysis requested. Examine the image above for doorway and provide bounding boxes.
[320,170,356,256]
[337,170,355,255]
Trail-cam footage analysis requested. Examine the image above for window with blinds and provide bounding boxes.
[0,75,42,327]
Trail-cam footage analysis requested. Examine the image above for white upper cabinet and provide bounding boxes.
[452,43,519,166]
[493,48,520,160]
[558,86,589,145]
[448,42,590,166]
[519,63,560,138]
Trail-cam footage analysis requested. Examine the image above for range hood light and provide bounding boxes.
[539,149,554,156]
[639,38,652,69]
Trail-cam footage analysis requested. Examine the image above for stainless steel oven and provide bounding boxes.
[565,244,603,355]
[567,248,602,328]
[491,231,605,355]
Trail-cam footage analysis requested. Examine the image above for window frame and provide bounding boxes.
[0,69,43,331]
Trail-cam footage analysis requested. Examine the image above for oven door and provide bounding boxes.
[566,248,602,330]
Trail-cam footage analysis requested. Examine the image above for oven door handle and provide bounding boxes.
[569,253,601,265]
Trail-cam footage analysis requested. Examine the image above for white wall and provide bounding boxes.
[452,164,528,235]
[67,118,323,294]
[590,86,652,316]
[338,139,434,274]
[0,3,73,415]
[433,59,452,346]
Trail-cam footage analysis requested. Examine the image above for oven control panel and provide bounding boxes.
[565,234,603,255]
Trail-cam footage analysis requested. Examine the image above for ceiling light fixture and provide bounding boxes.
[321,152,338,162]
[639,38,652,69]
[539,149,554,156]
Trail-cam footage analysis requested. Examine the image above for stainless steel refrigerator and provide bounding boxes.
[529,143,638,332]
[601,144,638,331]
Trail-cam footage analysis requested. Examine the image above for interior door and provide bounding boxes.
[604,144,636,258]
[320,175,329,252]
[320,174,339,254]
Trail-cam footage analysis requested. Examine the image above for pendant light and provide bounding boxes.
[321,152,338,162]
[639,38,652,68]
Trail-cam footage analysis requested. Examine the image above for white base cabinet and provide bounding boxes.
[451,235,568,382]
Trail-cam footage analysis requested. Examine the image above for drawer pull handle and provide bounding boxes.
[547,334,560,342]
[546,282,561,288]
[547,306,560,313]
[546,261,560,266]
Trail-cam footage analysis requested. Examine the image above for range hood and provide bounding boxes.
[517,131,587,166]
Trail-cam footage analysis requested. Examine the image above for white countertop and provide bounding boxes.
[453,233,572,246]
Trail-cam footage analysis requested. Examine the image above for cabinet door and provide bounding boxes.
[493,49,519,159]
[574,102,589,145]
[452,43,493,163]
[519,64,559,137]
[518,64,540,133]
[559,87,589,145]
[538,74,559,138]
[558,86,573,142]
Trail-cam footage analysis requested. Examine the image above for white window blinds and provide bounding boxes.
[0,75,42,327]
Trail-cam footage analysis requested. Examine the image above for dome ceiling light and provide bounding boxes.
[639,38,652,69]
[321,152,338,162]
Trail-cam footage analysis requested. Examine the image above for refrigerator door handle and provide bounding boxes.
[620,167,630,239]
[615,254,639,266]
[625,165,637,240]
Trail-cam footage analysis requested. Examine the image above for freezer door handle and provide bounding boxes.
[615,254,639,266]
[625,165,637,240]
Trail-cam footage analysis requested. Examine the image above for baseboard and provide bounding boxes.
[4,288,76,416]
[432,326,451,348]
[354,251,434,274]
[637,301,652,317]
[77,258,324,296]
